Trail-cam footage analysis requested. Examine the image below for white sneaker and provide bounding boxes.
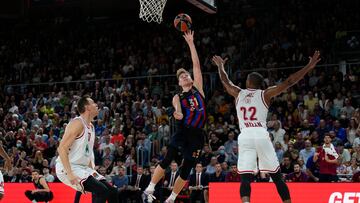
[144,188,156,202]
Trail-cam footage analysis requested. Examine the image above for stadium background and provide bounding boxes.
[0,0,359,202]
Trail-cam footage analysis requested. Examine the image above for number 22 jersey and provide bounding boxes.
[235,89,268,131]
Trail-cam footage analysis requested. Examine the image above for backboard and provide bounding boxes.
[185,0,217,14]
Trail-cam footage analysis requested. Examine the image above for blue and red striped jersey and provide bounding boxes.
[179,87,206,128]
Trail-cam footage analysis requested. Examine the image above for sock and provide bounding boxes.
[147,182,156,191]
[169,191,178,200]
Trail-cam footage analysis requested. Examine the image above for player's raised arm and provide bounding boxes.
[264,51,321,104]
[57,119,83,184]
[0,142,12,172]
[183,30,204,96]
[212,55,241,98]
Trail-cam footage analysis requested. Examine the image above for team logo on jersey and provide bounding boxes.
[189,96,199,111]
[244,93,255,104]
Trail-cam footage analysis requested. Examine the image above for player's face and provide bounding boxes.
[178,72,193,87]
[31,172,39,180]
[86,98,99,117]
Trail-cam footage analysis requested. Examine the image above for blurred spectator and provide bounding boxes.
[280,156,293,175]
[225,164,241,182]
[209,163,226,182]
[162,161,179,201]
[306,155,320,182]
[286,163,309,182]
[42,168,55,183]
[205,157,218,174]
[275,142,285,163]
[199,145,213,167]
[123,166,149,203]
[223,131,237,156]
[189,163,209,203]
[271,121,286,146]
[337,142,351,166]
[313,135,339,182]
[299,140,315,164]
[347,118,358,147]
[114,166,129,201]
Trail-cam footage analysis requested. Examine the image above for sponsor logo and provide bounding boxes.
[328,192,360,203]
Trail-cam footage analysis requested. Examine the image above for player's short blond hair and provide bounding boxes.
[176,68,190,80]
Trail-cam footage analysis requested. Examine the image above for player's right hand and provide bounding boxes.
[212,55,228,68]
[173,111,183,120]
[306,50,321,69]
[68,173,81,185]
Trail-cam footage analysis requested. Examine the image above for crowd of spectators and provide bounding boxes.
[0,0,359,202]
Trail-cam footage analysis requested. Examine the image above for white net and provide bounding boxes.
[139,0,167,23]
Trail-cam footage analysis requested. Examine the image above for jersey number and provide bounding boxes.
[240,107,257,121]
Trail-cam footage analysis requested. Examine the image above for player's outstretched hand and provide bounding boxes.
[307,50,321,69]
[212,55,228,69]
[183,30,194,44]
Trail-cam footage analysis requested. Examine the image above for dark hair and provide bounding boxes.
[32,169,40,174]
[77,95,91,114]
[247,72,264,89]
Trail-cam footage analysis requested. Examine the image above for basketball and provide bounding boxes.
[174,13,192,32]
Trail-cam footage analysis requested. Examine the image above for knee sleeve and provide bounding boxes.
[160,146,178,169]
[269,171,290,201]
[240,174,253,198]
[180,159,195,180]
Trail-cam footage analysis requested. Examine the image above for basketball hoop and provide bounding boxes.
[139,0,167,23]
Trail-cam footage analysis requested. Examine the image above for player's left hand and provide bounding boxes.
[183,30,194,44]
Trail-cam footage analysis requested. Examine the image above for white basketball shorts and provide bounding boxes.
[237,127,280,174]
[56,163,105,193]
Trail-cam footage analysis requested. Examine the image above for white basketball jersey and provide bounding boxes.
[56,116,95,167]
[236,89,269,131]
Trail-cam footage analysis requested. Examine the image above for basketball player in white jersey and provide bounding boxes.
[56,95,118,203]
[212,51,321,203]
[0,142,12,200]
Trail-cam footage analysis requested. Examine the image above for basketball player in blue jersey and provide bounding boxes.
[144,30,207,203]
[212,51,321,203]
[56,95,118,203]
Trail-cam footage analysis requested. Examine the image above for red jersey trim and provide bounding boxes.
[261,90,269,109]
[259,165,280,173]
